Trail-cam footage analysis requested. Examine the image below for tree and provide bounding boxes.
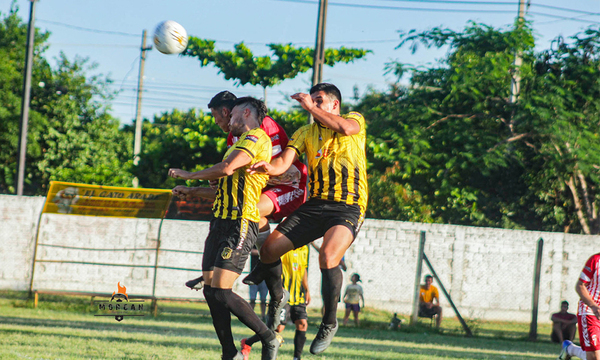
[359,22,600,233]
[0,5,133,195]
[183,38,370,102]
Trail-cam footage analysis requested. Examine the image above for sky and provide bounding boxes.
[2,0,599,125]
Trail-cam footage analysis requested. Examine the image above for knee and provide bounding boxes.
[203,286,215,302]
[297,320,308,331]
[319,251,340,269]
[260,241,278,263]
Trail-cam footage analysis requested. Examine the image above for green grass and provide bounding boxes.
[0,291,564,359]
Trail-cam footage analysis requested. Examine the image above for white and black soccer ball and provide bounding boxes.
[153,20,188,55]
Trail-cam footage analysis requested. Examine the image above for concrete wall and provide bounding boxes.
[1,194,597,323]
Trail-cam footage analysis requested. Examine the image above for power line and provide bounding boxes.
[275,0,515,13]
[37,19,140,37]
[529,12,600,25]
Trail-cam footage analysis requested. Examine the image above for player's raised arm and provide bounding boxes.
[291,92,360,136]
[248,147,297,176]
[172,185,216,201]
[169,149,252,181]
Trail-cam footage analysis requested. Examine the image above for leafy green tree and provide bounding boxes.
[183,38,370,102]
[129,108,228,189]
[360,22,600,233]
[0,6,133,195]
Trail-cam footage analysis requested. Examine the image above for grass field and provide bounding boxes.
[0,291,564,360]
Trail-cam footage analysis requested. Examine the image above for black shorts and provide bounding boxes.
[275,199,364,249]
[281,303,308,324]
[202,217,258,274]
[418,303,438,318]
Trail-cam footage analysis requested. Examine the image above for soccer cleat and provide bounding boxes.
[222,351,244,360]
[242,265,266,286]
[557,340,572,360]
[261,333,282,360]
[240,338,252,360]
[266,289,290,331]
[185,276,204,291]
[310,321,339,355]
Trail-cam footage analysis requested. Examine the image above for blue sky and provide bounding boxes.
[2,0,599,124]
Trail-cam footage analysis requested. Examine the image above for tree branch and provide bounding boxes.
[566,175,591,235]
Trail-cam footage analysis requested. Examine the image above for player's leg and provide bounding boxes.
[352,307,360,326]
[209,219,280,360]
[435,306,443,328]
[554,321,565,343]
[292,305,308,360]
[258,281,268,320]
[249,284,258,310]
[343,304,351,326]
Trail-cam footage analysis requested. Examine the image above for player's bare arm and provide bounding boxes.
[291,92,360,136]
[248,147,297,176]
[168,150,252,181]
[576,279,600,319]
[172,185,216,201]
[302,271,311,305]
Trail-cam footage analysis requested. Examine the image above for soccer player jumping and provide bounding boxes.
[245,83,368,355]
[169,97,281,360]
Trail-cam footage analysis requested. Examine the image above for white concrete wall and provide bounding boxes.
[1,194,597,323]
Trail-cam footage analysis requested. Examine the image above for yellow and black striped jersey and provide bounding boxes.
[281,245,309,306]
[212,127,271,222]
[287,112,368,212]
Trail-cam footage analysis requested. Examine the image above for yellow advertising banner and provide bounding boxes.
[43,181,172,219]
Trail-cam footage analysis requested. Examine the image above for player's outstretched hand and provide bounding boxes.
[172,185,190,200]
[209,180,218,189]
[169,168,191,179]
[291,92,315,112]
[248,161,272,175]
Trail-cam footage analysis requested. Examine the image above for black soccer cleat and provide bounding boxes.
[310,321,338,355]
[261,333,282,360]
[185,276,204,291]
[266,289,289,331]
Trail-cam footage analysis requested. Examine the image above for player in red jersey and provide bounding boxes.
[558,253,600,360]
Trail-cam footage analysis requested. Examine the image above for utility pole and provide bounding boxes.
[15,0,38,196]
[309,0,328,123]
[509,0,527,104]
[132,30,151,188]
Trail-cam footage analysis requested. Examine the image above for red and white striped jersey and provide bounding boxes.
[578,253,600,316]
[228,116,307,189]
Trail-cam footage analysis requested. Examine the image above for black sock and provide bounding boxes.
[321,267,342,325]
[213,288,275,343]
[203,286,237,358]
[245,334,261,346]
[263,259,283,301]
[294,329,306,358]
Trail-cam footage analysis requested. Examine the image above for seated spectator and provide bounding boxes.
[551,300,577,344]
[418,275,442,328]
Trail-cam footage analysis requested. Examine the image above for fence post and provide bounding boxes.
[529,238,544,341]
[410,231,426,325]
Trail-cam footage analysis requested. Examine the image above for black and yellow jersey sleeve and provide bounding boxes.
[286,112,368,212]
[212,127,271,222]
[281,245,309,306]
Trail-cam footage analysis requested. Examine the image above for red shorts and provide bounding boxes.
[578,314,600,351]
[262,185,306,221]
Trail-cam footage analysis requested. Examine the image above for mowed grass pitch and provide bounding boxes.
[0,291,562,360]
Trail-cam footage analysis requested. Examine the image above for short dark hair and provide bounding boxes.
[310,83,342,105]
[561,300,569,306]
[233,97,267,125]
[425,275,433,281]
[208,91,237,110]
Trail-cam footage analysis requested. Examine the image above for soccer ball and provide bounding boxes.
[153,20,188,55]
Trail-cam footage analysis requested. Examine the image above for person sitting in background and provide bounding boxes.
[551,300,577,344]
[418,275,442,328]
